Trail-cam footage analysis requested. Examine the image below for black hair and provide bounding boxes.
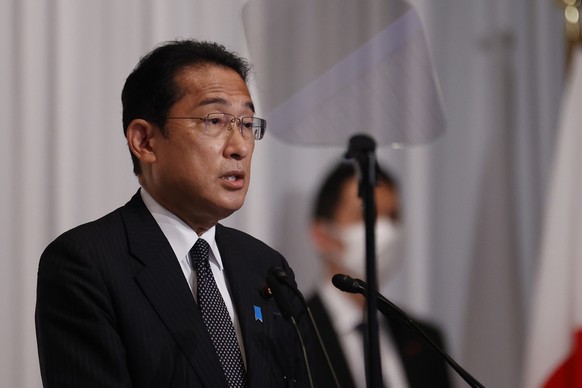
[121,39,252,175]
[312,160,398,221]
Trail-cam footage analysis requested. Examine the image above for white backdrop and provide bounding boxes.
[0,1,565,387]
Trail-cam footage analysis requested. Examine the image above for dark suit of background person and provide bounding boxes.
[35,40,310,388]
[306,161,451,388]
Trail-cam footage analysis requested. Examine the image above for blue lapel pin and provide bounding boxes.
[253,305,263,323]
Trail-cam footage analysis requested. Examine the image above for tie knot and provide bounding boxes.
[190,238,210,265]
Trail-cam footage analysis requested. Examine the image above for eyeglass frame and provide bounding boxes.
[146,112,267,141]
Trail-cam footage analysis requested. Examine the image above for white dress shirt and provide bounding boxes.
[318,278,409,388]
[140,188,247,366]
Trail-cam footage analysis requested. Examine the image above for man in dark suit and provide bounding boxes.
[36,40,307,388]
[307,161,451,388]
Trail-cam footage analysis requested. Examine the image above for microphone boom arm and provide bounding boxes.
[332,274,485,388]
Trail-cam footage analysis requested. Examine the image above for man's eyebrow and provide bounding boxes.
[199,97,228,106]
[199,97,255,112]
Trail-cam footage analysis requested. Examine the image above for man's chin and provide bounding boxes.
[215,199,245,220]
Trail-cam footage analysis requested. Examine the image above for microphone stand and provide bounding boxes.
[266,274,315,388]
[345,134,383,388]
[268,267,341,388]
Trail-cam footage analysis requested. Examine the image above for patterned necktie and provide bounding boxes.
[190,238,247,388]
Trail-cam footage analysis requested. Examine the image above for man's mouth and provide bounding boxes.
[222,171,245,182]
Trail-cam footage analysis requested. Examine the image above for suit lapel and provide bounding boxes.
[309,294,357,388]
[122,192,228,388]
[216,225,274,388]
[388,319,434,388]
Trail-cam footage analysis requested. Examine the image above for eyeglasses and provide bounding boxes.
[162,113,266,141]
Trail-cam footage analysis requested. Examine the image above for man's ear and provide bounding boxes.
[310,221,343,255]
[126,119,158,165]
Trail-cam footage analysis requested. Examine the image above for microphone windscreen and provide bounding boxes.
[331,274,361,294]
[346,134,376,158]
[268,266,290,283]
[266,274,294,320]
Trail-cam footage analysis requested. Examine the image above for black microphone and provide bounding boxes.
[332,274,486,388]
[331,274,365,294]
[266,274,294,320]
[268,267,341,388]
[266,272,314,388]
[268,267,308,311]
[345,133,376,159]
[332,274,403,324]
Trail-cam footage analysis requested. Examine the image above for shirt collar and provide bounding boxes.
[140,188,223,270]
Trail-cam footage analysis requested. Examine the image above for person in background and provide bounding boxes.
[35,39,309,388]
[307,160,451,388]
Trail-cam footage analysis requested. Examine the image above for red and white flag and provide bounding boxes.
[522,49,582,387]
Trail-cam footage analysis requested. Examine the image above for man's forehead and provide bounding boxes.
[335,178,397,221]
[176,63,246,85]
[173,65,254,110]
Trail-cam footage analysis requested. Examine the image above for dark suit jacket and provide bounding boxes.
[307,293,451,388]
[36,191,307,388]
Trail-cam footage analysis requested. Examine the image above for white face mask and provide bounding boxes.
[334,217,404,284]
